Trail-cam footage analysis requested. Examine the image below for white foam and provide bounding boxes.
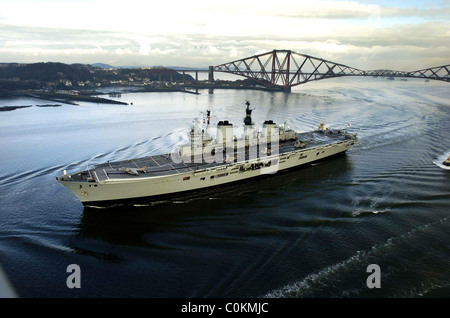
[264,251,366,298]
[263,216,448,298]
[351,210,388,217]
[433,150,450,170]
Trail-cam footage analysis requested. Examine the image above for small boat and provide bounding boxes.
[443,155,450,166]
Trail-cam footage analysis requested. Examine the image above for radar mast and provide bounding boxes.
[244,101,254,126]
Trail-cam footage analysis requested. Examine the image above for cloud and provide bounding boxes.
[0,21,448,70]
[115,48,133,55]
[221,0,449,22]
[379,6,450,18]
[230,0,383,19]
[0,1,448,70]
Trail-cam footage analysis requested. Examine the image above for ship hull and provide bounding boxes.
[59,139,355,206]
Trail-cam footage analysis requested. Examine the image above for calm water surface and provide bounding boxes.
[0,77,449,297]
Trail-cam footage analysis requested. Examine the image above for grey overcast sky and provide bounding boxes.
[0,0,449,70]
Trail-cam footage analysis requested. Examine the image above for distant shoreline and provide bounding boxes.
[0,87,201,111]
[26,92,129,105]
[0,87,201,103]
[0,84,282,110]
[0,105,32,111]
[0,103,63,111]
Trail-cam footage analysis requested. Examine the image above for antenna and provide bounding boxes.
[206,109,211,125]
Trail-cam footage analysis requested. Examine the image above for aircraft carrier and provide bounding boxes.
[57,102,357,206]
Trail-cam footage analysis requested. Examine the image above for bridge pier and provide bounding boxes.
[208,66,214,82]
[283,86,291,93]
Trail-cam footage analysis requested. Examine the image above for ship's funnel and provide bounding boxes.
[262,120,277,145]
[262,120,277,137]
[217,121,234,144]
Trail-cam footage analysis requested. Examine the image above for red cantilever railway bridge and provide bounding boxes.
[157,50,449,92]
[213,50,450,91]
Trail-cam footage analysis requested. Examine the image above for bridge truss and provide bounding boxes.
[214,50,450,90]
